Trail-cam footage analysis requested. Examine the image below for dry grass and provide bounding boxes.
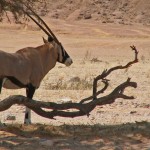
[45,74,94,90]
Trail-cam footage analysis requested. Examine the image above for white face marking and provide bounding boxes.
[64,58,73,66]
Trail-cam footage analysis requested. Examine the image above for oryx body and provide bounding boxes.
[0,5,73,124]
[1,41,69,89]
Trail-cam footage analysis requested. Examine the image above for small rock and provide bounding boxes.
[138,125,146,129]
[58,98,72,104]
[84,13,92,19]
[131,140,142,144]
[130,111,137,114]
[114,146,123,150]
[69,77,80,82]
[102,21,107,23]
[0,140,17,147]
[40,139,54,147]
[6,115,16,121]
[126,133,134,138]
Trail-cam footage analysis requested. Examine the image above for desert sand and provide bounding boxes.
[0,1,150,149]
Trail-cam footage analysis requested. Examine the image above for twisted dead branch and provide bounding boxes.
[0,46,138,120]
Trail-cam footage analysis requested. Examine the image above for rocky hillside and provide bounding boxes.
[38,0,150,25]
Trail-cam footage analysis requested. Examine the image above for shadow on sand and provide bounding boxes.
[0,121,150,150]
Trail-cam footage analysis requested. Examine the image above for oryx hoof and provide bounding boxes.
[24,120,32,125]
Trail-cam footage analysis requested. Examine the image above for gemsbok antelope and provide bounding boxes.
[0,7,73,124]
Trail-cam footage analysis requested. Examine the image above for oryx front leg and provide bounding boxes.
[24,84,35,125]
[0,78,7,93]
[25,107,31,124]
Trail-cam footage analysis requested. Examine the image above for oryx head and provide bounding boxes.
[57,43,73,67]
[24,6,73,67]
[43,36,73,66]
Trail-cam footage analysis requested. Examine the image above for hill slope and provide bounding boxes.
[39,0,150,25]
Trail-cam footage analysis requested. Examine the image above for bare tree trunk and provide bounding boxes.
[0,46,138,120]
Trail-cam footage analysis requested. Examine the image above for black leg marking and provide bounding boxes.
[24,84,36,124]
[25,112,29,119]
[26,84,36,99]
[6,76,26,88]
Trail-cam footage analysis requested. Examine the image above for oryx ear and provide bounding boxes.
[43,37,48,43]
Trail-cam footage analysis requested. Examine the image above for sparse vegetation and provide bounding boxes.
[90,57,102,63]
[141,55,146,63]
[82,50,92,64]
[0,0,47,23]
[45,75,94,90]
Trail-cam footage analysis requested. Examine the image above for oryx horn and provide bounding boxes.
[23,4,60,44]
[25,11,51,37]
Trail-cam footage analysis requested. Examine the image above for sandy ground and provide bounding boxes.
[0,19,150,149]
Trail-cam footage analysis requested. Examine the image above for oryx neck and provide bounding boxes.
[37,43,57,75]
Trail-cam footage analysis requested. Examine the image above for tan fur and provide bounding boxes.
[1,41,59,89]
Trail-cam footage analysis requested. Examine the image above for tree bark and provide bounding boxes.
[0,46,139,120]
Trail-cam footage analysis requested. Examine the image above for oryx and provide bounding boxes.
[0,7,73,124]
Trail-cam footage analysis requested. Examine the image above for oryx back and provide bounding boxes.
[0,47,42,89]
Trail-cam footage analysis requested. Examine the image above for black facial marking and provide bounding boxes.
[57,45,70,63]
[62,51,69,63]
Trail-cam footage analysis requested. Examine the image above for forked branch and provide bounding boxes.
[92,45,138,99]
[0,46,139,119]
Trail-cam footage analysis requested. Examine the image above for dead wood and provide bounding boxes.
[0,46,139,120]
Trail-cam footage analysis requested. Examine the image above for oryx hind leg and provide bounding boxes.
[2,76,36,124]
[0,78,3,93]
[0,78,7,93]
[24,84,35,125]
